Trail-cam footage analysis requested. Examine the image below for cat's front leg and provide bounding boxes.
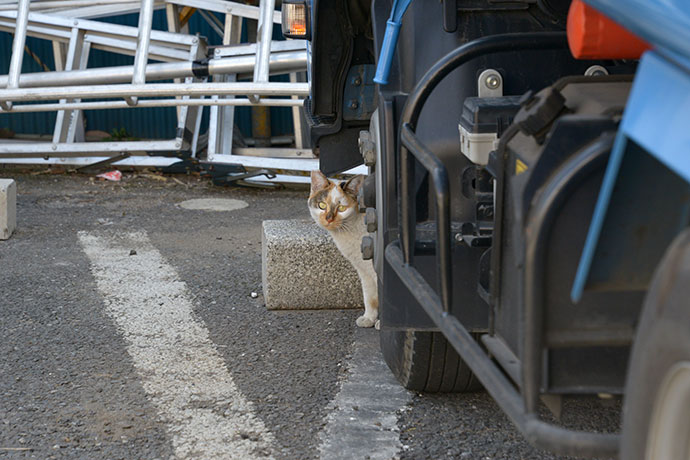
[356,269,378,328]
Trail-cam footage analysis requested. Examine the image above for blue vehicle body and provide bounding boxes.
[573,0,690,301]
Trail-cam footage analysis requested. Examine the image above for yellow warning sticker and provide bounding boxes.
[515,158,528,175]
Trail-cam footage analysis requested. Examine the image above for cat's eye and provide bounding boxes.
[337,205,347,212]
[318,202,327,210]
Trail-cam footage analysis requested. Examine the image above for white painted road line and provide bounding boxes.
[318,328,412,460]
[79,231,275,460]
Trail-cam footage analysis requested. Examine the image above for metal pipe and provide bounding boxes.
[0,0,152,11]
[0,50,307,88]
[0,81,310,101]
[1,97,303,113]
[385,243,529,430]
[0,139,180,155]
[385,244,620,458]
[165,0,281,22]
[127,0,154,106]
[0,155,179,167]
[251,0,275,102]
[254,0,275,84]
[210,50,306,78]
[132,0,154,86]
[401,123,452,313]
[1,0,30,110]
[400,129,416,267]
[0,10,199,46]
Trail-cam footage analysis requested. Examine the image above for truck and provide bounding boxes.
[281,0,690,457]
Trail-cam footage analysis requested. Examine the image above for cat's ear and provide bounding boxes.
[310,170,330,193]
[341,175,364,197]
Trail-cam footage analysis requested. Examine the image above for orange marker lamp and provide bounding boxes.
[281,1,311,40]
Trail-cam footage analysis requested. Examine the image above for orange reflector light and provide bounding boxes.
[281,2,310,40]
[567,0,651,60]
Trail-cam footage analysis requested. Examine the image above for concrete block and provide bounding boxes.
[0,179,16,240]
[262,219,363,310]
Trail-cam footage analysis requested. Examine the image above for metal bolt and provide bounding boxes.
[192,37,198,44]
[51,144,57,151]
[358,130,376,166]
[365,208,377,233]
[349,100,359,110]
[175,142,181,148]
[73,19,79,26]
[361,236,374,260]
[584,65,609,77]
[352,76,362,86]
[215,48,221,55]
[485,74,501,90]
[362,147,375,167]
[358,130,370,150]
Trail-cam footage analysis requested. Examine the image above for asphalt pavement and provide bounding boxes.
[0,171,621,459]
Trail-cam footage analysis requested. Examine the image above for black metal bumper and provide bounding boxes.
[387,32,620,458]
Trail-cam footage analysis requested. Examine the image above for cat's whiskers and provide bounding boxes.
[332,216,356,234]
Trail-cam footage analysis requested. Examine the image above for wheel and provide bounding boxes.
[621,228,690,460]
[380,329,481,393]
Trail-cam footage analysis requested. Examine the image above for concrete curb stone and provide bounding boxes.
[0,179,16,240]
[262,219,363,310]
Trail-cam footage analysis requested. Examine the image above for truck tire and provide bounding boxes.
[380,329,481,393]
[621,228,690,460]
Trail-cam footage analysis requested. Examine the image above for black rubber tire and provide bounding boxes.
[620,228,690,460]
[380,329,482,393]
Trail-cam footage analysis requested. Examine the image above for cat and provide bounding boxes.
[308,170,379,328]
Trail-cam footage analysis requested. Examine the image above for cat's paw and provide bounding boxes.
[375,319,380,330]
[356,315,376,328]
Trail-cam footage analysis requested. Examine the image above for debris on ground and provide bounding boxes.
[96,170,122,182]
[139,172,168,182]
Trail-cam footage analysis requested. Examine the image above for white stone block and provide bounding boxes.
[262,219,363,310]
[0,179,16,240]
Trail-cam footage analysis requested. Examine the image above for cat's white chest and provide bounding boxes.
[329,215,373,277]
[331,231,363,266]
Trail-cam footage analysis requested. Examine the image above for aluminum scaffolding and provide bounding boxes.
[0,0,362,182]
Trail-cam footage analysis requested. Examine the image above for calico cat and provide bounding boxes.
[308,170,378,328]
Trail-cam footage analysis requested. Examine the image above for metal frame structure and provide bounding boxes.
[388,32,621,457]
[0,0,365,182]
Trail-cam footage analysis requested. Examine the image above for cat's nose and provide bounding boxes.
[326,212,334,222]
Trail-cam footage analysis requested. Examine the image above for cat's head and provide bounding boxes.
[308,170,364,231]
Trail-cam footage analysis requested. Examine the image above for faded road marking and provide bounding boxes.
[318,328,412,460]
[178,198,248,212]
[79,231,274,459]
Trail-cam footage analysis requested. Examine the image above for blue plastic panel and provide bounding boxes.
[572,51,690,301]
